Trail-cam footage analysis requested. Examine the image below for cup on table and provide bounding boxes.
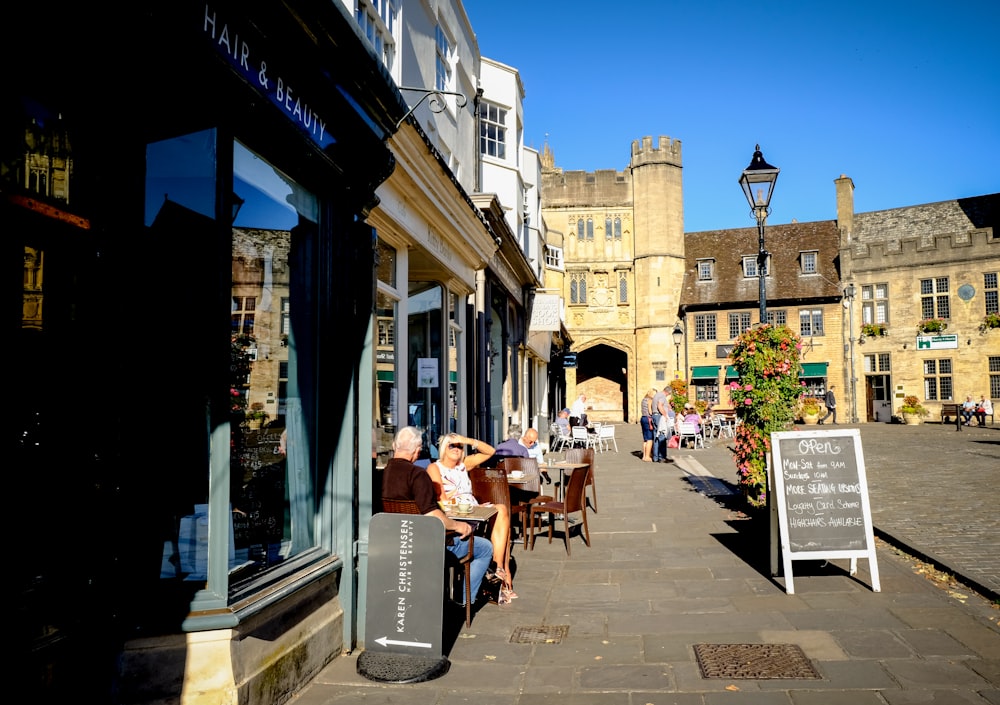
[456,500,472,514]
[509,470,524,479]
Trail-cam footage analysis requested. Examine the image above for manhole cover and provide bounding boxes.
[509,625,569,644]
[693,643,820,679]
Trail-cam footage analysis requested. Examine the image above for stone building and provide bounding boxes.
[542,137,999,425]
[541,136,685,423]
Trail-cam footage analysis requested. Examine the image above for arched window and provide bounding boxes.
[577,219,584,239]
[586,218,594,240]
[605,216,612,239]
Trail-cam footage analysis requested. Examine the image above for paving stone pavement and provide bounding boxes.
[289,421,1000,705]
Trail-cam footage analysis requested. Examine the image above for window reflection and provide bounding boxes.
[408,282,443,453]
[229,141,316,581]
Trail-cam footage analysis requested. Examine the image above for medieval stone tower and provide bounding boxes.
[541,135,685,422]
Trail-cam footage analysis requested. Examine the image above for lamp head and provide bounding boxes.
[672,322,684,346]
[739,144,779,216]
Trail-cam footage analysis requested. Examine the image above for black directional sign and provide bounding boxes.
[365,512,446,657]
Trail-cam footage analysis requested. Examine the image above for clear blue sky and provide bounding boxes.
[463,0,1000,233]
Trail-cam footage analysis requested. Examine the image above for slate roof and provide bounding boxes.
[680,220,842,312]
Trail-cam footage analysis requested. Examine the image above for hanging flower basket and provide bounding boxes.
[861,322,887,337]
[979,312,1000,334]
[917,318,947,334]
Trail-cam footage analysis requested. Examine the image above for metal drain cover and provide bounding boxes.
[693,643,820,680]
[510,625,569,644]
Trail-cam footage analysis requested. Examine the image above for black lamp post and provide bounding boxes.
[844,284,859,423]
[739,145,780,324]
[672,321,684,378]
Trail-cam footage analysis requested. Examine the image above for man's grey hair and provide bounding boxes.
[392,426,423,454]
[507,423,522,440]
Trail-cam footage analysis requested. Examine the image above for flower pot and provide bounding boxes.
[902,413,923,426]
[801,414,820,425]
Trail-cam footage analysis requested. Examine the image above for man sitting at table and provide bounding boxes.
[495,423,529,459]
[518,427,552,484]
[382,426,493,608]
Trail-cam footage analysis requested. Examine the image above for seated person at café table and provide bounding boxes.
[519,427,551,484]
[381,426,493,608]
[495,423,529,459]
[426,433,517,604]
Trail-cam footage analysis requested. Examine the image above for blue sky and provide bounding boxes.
[463,0,1000,233]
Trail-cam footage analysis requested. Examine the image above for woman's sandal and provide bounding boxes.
[496,569,518,601]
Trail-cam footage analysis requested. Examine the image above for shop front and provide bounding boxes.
[9,2,404,703]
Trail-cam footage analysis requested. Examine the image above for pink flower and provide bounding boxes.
[743,398,752,405]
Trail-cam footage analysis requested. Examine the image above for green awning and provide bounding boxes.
[376,370,394,382]
[800,362,828,377]
[724,365,738,379]
[691,366,720,379]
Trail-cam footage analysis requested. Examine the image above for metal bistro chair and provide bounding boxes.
[570,425,590,449]
[550,422,573,452]
[597,423,618,452]
[381,497,475,627]
[677,420,705,449]
[527,462,592,556]
[566,446,598,513]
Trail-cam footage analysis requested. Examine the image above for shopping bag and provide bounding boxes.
[667,435,680,449]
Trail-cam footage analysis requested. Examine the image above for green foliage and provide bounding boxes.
[728,324,804,508]
[898,395,929,417]
[669,379,688,413]
[917,318,947,333]
[979,312,1000,334]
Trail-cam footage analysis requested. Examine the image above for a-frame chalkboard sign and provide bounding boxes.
[770,429,880,594]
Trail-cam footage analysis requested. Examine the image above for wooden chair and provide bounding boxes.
[471,460,551,550]
[381,497,474,627]
[565,447,598,513]
[527,463,592,556]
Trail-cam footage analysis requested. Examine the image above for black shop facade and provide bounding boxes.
[7,2,404,703]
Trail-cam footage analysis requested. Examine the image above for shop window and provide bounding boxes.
[923,358,953,401]
[990,356,1000,399]
[695,383,720,405]
[694,313,717,341]
[920,277,950,319]
[862,283,889,325]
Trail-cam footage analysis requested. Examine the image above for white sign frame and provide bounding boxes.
[770,429,880,594]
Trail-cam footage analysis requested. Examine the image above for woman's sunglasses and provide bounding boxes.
[447,442,464,450]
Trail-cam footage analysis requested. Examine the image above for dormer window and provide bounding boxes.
[697,258,715,281]
[743,254,770,278]
[801,250,817,274]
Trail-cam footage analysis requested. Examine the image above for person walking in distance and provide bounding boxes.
[819,385,837,424]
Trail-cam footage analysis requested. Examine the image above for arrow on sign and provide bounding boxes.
[374,636,432,649]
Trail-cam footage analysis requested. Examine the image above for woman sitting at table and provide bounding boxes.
[426,433,517,604]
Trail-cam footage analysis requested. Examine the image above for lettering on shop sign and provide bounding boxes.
[770,429,880,594]
[200,4,332,148]
[366,513,445,657]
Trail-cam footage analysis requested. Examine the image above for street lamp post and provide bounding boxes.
[844,284,859,423]
[672,321,684,379]
[739,145,780,324]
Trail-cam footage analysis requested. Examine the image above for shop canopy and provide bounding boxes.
[691,366,720,380]
[800,362,828,377]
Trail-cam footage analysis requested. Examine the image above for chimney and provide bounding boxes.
[835,175,854,240]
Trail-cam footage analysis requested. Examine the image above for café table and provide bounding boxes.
[444,503,498,524]
[537,460,589,501]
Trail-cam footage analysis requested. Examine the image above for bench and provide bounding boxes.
[940,402,995,426]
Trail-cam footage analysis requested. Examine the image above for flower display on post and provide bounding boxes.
[728,324,804,508]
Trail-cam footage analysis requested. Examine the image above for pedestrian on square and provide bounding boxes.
[651,386,668,462]
[640,388,656,462]
[819,386,838,425]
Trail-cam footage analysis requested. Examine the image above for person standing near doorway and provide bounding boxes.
[570,394,587,427]
[819,386,837,425]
